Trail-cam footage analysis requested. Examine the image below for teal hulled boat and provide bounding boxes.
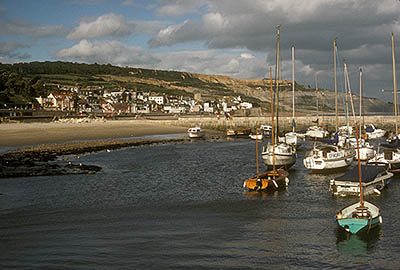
[335,125,382,235]
[336,201,382,234]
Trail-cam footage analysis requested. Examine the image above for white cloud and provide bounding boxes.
[67,13,166,40]
[155,0,206,17]
[240,53,255,59]
[67,13,134,40]
[54,39,160,66]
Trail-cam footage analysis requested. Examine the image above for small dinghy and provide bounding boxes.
[335,125,383,234]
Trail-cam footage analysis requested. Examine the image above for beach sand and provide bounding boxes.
[0,119,190,147]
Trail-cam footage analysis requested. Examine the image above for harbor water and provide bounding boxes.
[1,137,399,269]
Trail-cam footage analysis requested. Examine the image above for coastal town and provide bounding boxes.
[34,84,254,116]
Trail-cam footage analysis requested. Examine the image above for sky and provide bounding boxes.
[1,0,400,102]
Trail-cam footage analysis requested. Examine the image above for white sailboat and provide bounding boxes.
[262,26,296,170]
[368,33,400,172]
[303,39,356,172]
[280,45,303,149]
[305,72,329,139]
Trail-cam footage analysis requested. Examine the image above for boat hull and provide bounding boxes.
[243,169,289,192]
[337,216,381,234]
[329,171,392,197]
[336,201,382,235]
[261,143,296,170]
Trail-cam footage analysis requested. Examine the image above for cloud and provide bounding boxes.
[67,13,166,40]
[0,20,66,39]
[121,0,137,7]
[67,13,134,40]
[0,41,31,59]
[54,39,160,66]
[155,0,206,17]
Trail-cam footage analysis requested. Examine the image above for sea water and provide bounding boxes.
[0,138,399,269]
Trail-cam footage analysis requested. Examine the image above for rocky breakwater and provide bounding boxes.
[0,137,185,178]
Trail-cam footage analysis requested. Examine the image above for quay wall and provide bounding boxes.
[157,115,398,134]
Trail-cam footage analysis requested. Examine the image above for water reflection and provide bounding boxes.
[336,228,381,256]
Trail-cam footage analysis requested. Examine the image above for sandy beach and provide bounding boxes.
[0,119,191,147]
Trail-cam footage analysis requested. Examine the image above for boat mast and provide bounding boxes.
[256,127,259,179]
[392,33,398,137]
[359,68,363,135]
[343,60,350,132]
[292,45,295,132]
[315,72,319,122]
[355,125,364,208]
[275,25,280,142]
[334,38,338,132]
[270,67,276,172]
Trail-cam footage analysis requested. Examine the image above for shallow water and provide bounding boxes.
[1,138,399,269]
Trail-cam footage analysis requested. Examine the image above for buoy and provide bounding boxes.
[373,188,381,195]
[379,216,383,224]
[285,177,289,186]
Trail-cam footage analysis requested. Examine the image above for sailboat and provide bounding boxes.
[305,72,329,139]
[303,39,356,173]
[279,45,303,149]
[337,65,374,161]
[368,33,400,172]
[243,68,289,192]
[261,25,297,170]
[335,125,383,234]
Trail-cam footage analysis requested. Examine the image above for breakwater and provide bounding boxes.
[168,115,398,134]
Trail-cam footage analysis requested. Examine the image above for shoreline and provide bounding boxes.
[0,120,224,178]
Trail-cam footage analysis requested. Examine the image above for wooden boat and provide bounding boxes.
[329,164,392,197]
[187,127,205,138]
[336,201,382,234]
[336,125,383,234]
[243,61,289,192]
[243,168,289,192]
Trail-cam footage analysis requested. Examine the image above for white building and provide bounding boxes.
[149,95,164,105]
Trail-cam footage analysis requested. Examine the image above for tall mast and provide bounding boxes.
[270,67,276,172]
[359,68,363,134]
[356,124,363,207]
[315,72,319,122]
[292,45,295,132]
[392,33,398,137]
[275,25,280,142]
[334,38,338,132]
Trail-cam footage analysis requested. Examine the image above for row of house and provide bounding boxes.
[35,86,253,115]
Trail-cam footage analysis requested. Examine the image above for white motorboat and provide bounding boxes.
[249,133,263,140]
[329,164,392,197]
[260,125,272,137]
[364,124,386,139]
[303,143,355,172]
[187,127,205,138]
[305,126,329,139]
